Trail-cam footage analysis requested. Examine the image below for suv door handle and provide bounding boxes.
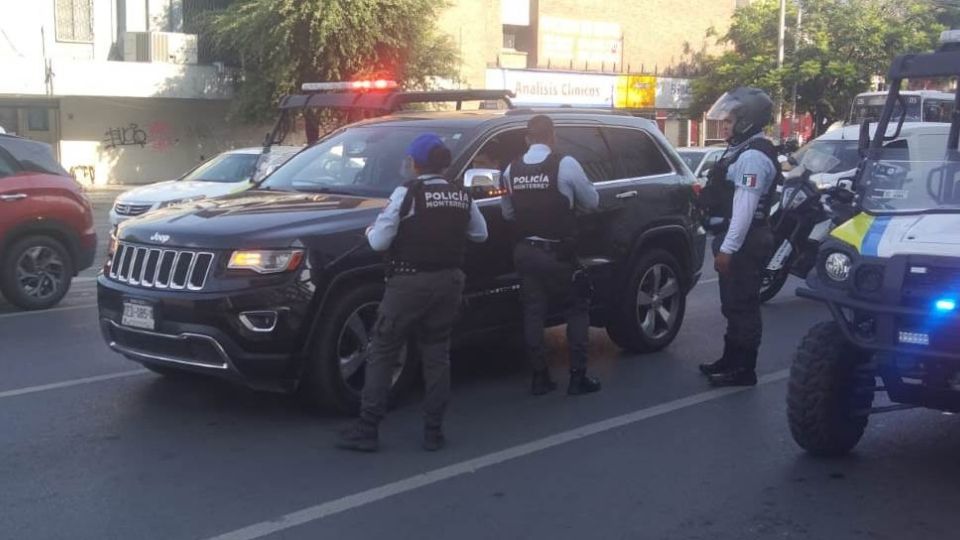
[0,193,27,202]
[615,190,638,200]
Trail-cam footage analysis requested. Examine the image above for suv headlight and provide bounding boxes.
[824,252,852,282]
[228,249,304,274]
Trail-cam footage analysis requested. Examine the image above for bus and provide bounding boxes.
[847,90,954,125]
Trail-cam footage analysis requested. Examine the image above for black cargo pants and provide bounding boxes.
[360,268,465,429]
[513,241,590,372]
[713,224,774,370]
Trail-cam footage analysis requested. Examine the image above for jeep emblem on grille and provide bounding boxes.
[150,232,170,244]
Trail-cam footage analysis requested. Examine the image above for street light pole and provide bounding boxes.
[791,6,802,143]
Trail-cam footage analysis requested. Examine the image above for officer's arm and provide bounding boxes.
[500,163,516,221]
[466,200,489,243]
[719,151,775,254]
[366,186,407,252]
[561,156,599,213]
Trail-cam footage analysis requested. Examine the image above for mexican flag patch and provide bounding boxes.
[740,174,758,188]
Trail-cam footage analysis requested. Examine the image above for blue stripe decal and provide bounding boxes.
[861,216,891,256]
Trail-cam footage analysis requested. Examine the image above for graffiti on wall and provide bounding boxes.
[102,123,148,149]
[147,121,176,151]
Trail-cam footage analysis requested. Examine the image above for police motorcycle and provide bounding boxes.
[787,30,960,456]
[758,150,858,302]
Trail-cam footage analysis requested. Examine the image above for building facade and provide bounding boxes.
[0,0,264,186]
[439,0,740,147]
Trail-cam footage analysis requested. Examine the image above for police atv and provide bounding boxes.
[787,31,960,456]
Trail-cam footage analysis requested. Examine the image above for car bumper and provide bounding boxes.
[797,282,960,361]
[77,231,97,272]
[97,275,314,392]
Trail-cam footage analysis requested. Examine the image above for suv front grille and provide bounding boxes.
[114,203,154,217]
[109,243,214,291]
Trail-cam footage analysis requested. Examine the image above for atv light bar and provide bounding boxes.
[301,80,398,92]
[899,331,930,346]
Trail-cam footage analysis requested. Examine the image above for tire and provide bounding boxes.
[605,249,687,353]
[298,281,420,415]
[759,267,790,304]
[0,235,74,311]
[787,321,875,457]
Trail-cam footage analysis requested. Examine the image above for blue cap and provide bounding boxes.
[407,133,446,167]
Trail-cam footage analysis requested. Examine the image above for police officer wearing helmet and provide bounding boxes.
[698,88,780,387]
[501,115,601,396]
[338,133,488,452]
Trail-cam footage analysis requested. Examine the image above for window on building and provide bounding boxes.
[56,0,94,42]
[602,127,673,179]
[27,109,50,132]
[554,126,615,183]
[503,32,517,50]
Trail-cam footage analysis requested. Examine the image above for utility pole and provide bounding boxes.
[791,6,802,143]
[776,0,786,141]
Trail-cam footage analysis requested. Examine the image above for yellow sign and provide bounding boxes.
[615,75,657,109]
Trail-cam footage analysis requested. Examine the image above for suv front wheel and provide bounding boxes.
[299,281,420,414]
[1,235,74,310]
[606,249,686,353]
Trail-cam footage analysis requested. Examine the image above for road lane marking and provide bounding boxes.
[0,303,98,319]
[206,369,790,540]
[0,369,149,400]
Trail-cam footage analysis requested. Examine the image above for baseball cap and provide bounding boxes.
[407,133,446,167]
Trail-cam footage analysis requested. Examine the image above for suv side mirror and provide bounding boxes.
[464,168,501,189]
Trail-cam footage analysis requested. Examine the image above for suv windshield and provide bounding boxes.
[860,133,960,214]
[792,139,861,173]
[183,152,259,183]
[261,125,469,197]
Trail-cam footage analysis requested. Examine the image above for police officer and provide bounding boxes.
[501,115,601,396]
[698,88,780,387]
[337,133,488,452]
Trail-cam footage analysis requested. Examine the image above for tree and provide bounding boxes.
[202,0,459,123]
[691,0,950,135]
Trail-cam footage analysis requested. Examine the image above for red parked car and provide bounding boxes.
[0,134,96,310]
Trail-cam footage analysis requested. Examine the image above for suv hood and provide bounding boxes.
[117,179,251,205]
[863,214,960,257]
[117,190,387,248]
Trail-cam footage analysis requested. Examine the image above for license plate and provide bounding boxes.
[122,300,155,330]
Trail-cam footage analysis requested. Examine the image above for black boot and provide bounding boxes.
[567,368,602,395]
[707,348,758,387]
[531,369,558,396]
[699,338,734,376]
[336,418,379,452]
[423,425,446,452]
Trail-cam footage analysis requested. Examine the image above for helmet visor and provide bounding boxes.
[705,92,743,121]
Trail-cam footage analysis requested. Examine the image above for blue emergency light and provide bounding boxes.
[935,298,957,313]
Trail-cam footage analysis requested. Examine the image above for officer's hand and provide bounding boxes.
[715,252,733,275]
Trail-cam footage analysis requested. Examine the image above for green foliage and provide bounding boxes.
[201,0,458,122]
[692,0,951,132]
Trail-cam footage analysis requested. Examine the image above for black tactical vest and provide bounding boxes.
[699,137,782,232]
[389,176,472,271]
[504,153,577,241]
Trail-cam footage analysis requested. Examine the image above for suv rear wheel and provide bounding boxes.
[299,281,420,414]
[1,235,73,310]
[606,248,686,353]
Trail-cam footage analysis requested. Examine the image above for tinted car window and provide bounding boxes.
[677,150,708,171]
[554,126,614,182]
[0,137,68,176]
[261,126,469,197]
[602,127,672,179]
[0,151,17,178]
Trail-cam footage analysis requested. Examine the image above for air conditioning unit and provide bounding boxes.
[123,32,198,64]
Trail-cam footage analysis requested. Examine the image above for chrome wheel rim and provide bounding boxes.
[16,246,65,300]
[635,263,681,341]
[336,301,406,393]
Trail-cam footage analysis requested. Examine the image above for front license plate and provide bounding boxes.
[122,300,155,330]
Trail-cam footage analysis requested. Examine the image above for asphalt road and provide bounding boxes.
[1,195,959,539]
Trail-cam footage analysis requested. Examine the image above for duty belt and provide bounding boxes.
[387,260,454,277]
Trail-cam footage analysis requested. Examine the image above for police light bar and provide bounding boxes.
[939,29,960,45]
[301,80,398,92]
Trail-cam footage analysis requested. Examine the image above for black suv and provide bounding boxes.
[97,108,706,413]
